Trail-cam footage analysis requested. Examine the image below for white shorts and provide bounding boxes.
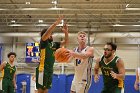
[0,79,2,90]
[70,80,91,93]
[35,83,37,90]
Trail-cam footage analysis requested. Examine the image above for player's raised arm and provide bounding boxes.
[60,23,69,47]
[41,16,63,41]
[0,61,7,71]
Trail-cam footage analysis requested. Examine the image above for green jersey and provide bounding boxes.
[99,56,124,88]
[38,39,60,72]
[3,62,16,80]
[36,39,60,89]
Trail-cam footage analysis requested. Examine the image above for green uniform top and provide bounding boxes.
[3,62,16,80]
[99,55,124,88]
[38,39,60,72]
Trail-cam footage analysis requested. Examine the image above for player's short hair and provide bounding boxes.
[106,42,117,51]
[77,31,87,36]
[7,52,16,58]
[40,28,48,37]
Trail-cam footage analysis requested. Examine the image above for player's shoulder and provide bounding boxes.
[95,58,101,63]
[115,56,123,63]
[87,46,94,51]
[95,55,104,63]
[2,61,7,65]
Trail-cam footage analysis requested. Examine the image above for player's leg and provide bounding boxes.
[40,70,53,93]
[34,83,38,93]
[101,87,110,93]
[2,79,9,93]
[77,80,91,93]
[43,89,48,93]
[9,83,15,93]
[36,67,45,93]
[0,79,2,91]
[113,87,124,93]
[70,81,76,93]
[38,88,44,93]
[70,90,76,93]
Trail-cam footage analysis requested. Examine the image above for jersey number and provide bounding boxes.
[76,59,81,66]
[104,70,110,76]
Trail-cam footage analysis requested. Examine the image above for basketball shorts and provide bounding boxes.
[2,78,14,93]
[0,79,2,90]
[101,86,124,93]
[71,80,91,93]
[36,67,53,90]
[34,83,37,90]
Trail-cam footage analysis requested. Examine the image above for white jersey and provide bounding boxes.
[138,68,140,82]
[73,46,93,83]
[71,46,93,93]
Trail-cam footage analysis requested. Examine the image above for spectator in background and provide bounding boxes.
[0,52,17,93]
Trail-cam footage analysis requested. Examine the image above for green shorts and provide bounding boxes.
[36,67,53,90]
[101,86,124,93]
[2,78,14,93]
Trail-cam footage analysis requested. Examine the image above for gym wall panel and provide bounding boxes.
[16,73,31,93]
[2,44,13,61]
[48,74,139,93]
[65,74,74,93]
[0,37,12,43]
[117,49,139,69]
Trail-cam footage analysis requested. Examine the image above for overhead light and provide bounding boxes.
[25,2,30,4]
[0,8,8,10]
[132,25,140,26]
[0,8,77,11]
[7,23,75,27]
[19,8,70,10]
[113,24,125,26]
[35,24,48,26]
[20,8,39,10]
[9,24,24,26]
[52,0,57,4]
[11,20,15,23]
[59,19,64,26]
[125,4,129,8]
[113,24,140,26]
[38,20,43,23]
[125,8,140,10]
[52,1,57,4]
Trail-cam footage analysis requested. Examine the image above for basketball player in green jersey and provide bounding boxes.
[0,52,17,93]
[36,16,69,93]
[94,42,125,93]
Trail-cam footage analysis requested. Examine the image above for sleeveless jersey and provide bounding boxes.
[99,55,124,88]
[3,62,16,80]
[0,70,4,81]
[74,46,93,83]
[38,39,60,71]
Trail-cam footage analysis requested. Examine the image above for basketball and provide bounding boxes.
[54,48,70,63]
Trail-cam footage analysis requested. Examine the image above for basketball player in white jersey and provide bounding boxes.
[69,31,94,93]
[134,67,140,91]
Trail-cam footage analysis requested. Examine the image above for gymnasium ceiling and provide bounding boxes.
[0,0,140,39]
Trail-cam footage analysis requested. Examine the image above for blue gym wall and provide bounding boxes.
[16,74,31,93]
[16,74,139,93]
